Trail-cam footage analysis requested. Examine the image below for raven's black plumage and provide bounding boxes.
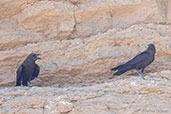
[16,53,41,86]
[111,44,156,79]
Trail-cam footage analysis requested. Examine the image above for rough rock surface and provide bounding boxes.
[0,74,171,114]
[0,0,171,113]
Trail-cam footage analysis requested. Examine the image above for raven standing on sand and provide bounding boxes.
[110,44,156,79]
[16,53,41,86]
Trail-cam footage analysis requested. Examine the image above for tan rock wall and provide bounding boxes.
[0,0,170,88]
[0,0,171,113]
[0,0,38,20]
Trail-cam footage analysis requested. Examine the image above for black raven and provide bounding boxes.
[16,53,41,86]
[110,44,156,79]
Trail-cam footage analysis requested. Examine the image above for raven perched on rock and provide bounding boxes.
[16,53,41,86]
[110,44,156,79]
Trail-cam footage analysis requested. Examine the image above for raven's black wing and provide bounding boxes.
[30,65,40,81]
[126,51,150,67]
[16,65,24,86]
[111,51,150,71]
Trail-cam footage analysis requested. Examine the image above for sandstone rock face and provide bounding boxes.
[14,0,75,39]
[0,76,170,113]
[0,0,38,20]
[0,0,171,113]
[156,0,171,22]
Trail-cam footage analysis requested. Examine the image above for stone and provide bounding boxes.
[14,0,75,39]
[2,96,46,108]
[44,97,73,114]
[0,76,170,113]
[0,0,38,20]
[158,70,171,80]
[0,0,171,113]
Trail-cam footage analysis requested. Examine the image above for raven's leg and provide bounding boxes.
[27,75,32,87]
[141,68,146,79]
[136,69,145,79]
[28,82,32,87]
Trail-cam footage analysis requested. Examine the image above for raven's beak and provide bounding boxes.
[36,54,41,60]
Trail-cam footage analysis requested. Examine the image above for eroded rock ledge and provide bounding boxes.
[0,73,170,114]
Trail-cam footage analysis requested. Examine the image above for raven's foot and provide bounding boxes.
[15,82,21,86]
[28,82,32,87]
[15,84,21,86]
[141,75,145,80]
[136,70,146,80]
[140,72,146,80]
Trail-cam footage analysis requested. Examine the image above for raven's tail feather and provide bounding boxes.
[111,64,125,71]
[113,64,132,76]
[111,61,130,71]
[111,67,118,71]
[114,69,127,75]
